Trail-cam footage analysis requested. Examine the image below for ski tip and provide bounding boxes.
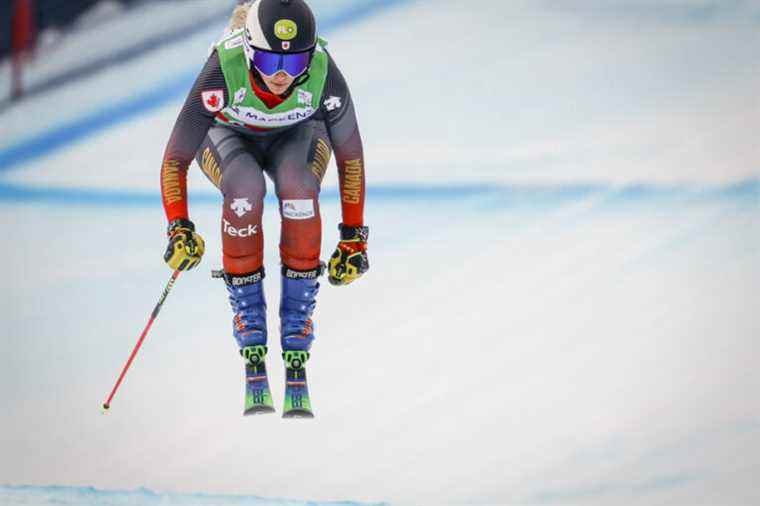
[282,409,315,419]
[244,405,276,416]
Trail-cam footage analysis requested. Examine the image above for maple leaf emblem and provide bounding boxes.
[202,90,224,112]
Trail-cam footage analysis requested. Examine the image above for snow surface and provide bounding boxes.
[1,1,759,505]
[0,484,383,506]
[0,485,381,506]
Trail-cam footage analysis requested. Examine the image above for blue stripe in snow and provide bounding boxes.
[0,0,414,173]
[0,485,385,506]
[0,181,756,207]
[0,73,199,173]
[0,184,489,207]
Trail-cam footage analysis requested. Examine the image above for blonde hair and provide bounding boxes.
[229,2,252,31]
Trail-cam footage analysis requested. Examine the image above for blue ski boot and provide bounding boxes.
[279,265,322,418]
[224,268,274,415]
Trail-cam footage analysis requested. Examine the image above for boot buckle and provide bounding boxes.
[283,350,310,370]
[241,345,268,365]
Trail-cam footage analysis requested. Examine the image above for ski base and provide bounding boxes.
[283,366,314,419]
[244,361,275,416]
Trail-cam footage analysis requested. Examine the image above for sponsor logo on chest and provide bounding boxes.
[222,103,316,128]
[234,87,247,104]
[224,36,244,50]
[297,89,313,105]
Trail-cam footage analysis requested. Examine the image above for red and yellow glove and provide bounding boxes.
[164,219,205,271]
[328,224,369,286]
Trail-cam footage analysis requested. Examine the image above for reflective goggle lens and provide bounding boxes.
[252,50,311,77]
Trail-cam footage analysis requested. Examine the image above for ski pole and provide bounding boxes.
[102,269,181,411]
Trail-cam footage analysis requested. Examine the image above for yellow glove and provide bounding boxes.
[328,224,369,286]
[164,219,205,271]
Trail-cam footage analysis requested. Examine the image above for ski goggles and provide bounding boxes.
[252,49,312,78]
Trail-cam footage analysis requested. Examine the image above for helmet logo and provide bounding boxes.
[274,19,298,41]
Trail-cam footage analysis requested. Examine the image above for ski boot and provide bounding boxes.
[225,268,275,415]
[279,265,322,418]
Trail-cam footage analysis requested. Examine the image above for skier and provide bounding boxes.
[159,0,368,417]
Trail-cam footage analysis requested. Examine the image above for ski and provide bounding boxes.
[282,351,314,418]
[242,346,275,415]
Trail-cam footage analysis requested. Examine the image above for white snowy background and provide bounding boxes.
[1,0,759,505]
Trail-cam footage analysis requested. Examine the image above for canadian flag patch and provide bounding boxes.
[202,89,224,112]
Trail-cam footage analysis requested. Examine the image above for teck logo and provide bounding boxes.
[223,219,258,238]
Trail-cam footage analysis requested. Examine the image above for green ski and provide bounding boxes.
[242,346,275,415]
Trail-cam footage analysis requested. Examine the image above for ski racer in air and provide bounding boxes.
[159,0,368,417]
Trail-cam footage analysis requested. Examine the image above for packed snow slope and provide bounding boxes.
[1,1,759,505]
[0,484,384,506]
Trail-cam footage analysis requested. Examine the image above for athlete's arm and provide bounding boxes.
[322,52,365,227]
[161,51,228,222]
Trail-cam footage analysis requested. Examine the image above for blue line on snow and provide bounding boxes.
[0,180,756,207]
[0,485,384,506]
[0,0,413,173]
[0,73,198,173]
[0,183,493,207]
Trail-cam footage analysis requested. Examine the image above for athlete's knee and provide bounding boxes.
[221,167,265,234]
[275,161,320,199]
[221,159,266,204]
